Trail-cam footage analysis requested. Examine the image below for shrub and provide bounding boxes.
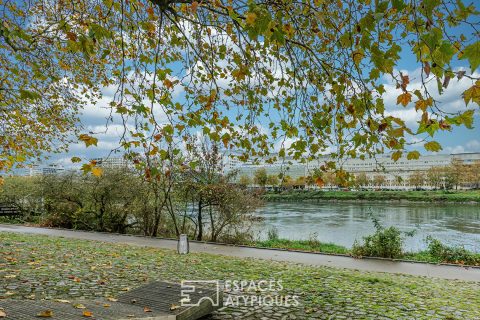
[267,226,279,241]
[352,215,412,259]
[352,226,403,259]
[426,236,480,265]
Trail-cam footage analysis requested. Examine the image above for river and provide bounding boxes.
[256,202,480,252]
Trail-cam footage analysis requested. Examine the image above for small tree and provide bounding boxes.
[373,175,386,188]
[408,172,425,190]
[238,175,251,186]
[253,168,268,188]
[266,174,279,186]
[427,167,443,190]
[355,172,369,188]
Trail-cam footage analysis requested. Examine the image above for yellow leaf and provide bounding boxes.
[163,79,174,89]
[37,310,53,317]
[463,81,480,105]
[170,304,180,311]
[71,157,82,163]
[246,12,257,26]
[91,167,103,177]
[391,151,402,162]
[0,177,4,186]
[103,304,111,308]
[79,134,98,147]
[82,310,93,317]
[144,306,152,312]
[396,92,412,107]
[54,299,71,304]
[107,297,118,302]
[415,97,432,112]
[74,304,86,309]
[0,310,5,318]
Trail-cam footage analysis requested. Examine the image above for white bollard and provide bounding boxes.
[177,234,189,254]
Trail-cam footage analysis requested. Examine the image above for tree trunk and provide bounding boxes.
[197,199,203,241]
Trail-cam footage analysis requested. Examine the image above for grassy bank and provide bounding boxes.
[1,232,480,319]
[264,189,480,203]
[254,238,480,266]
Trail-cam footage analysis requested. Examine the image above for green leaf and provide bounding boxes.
[424,141,442,152]
[391,151,402,162]
[459,42,480,71]
[407,151,420,160]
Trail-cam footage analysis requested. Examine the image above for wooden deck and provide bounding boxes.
[0,281,222,319]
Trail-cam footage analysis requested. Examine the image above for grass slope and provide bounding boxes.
[264,190,480,203]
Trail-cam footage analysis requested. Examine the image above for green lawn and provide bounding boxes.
[1,232,480,319]
[264,190,480,203]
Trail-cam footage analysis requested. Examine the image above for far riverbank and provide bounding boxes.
[263,190,480,204]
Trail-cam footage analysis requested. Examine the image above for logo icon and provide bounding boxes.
[180,280,222,307]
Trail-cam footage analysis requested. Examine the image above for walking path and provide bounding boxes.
[1,224,479,282]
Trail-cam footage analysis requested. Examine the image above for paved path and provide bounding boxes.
[1,224,479,282]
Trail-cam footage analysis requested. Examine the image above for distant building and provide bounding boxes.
[26,163,65,176]
[90,157,130,169]
[233,152,480,189]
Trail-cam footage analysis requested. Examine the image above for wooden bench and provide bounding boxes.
[0,203,21,217]
[0,281,222,319]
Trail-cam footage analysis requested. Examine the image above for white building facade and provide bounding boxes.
[231,152,480,189]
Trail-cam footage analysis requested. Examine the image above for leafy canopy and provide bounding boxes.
[0,0,479,173]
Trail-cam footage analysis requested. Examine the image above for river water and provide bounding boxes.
[256,202,480,252]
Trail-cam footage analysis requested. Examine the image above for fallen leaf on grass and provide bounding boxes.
[144,306,152,312]
[36,310,53,317]
[74,303,86,309]
[54,299,71,303]
[103,304,110,308]
[170,304,180,311]
[0,310,6,318]
[82,310,93,317]
[107,297,118,302]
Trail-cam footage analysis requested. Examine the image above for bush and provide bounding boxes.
[352,216,412,259]
[426,236,480,265]
[352,226,403,259]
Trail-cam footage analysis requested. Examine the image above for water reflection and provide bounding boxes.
[256,202,480,252]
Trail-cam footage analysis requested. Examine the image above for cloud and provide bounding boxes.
[382,68,479,127]
[444,139,480,154]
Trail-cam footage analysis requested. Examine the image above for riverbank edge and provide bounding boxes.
[263,190,480,204]
[2,223,479,269]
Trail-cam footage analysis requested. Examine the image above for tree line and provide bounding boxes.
[0,140,262,243]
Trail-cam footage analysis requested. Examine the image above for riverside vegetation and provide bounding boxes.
[263,190,480,203]
[257,222,480,266]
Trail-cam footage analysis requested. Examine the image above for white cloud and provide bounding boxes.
[444,139,480,154]
[382,68,479,127]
